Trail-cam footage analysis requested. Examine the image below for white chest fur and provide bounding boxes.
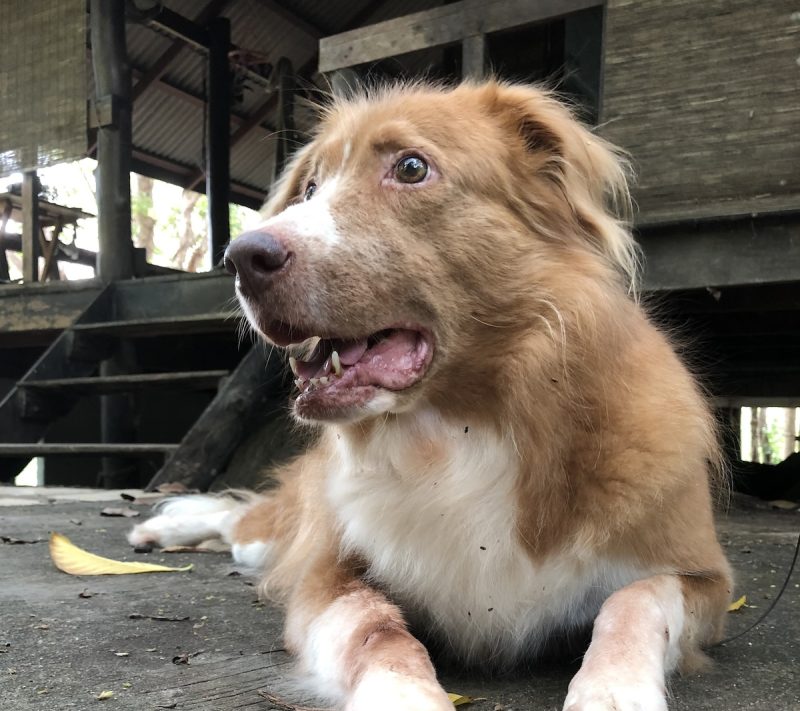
[327,411,644,664]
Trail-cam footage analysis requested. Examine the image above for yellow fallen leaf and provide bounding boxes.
[96,690,114,700]
[728,594,747,612]
[448,693,473,706]
[49,533,192,576]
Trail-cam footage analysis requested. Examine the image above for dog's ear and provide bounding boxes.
[259,143,315,219]
[479,82,629,204]
[477,81,638,289]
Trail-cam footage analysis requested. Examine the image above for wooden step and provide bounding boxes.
[70,313,236,337]
[0,443,178,457]
[19,370,229,395]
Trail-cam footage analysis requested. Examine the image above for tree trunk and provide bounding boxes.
[750,407,759,462]
[132,175,156,260]
[172,190,202,270]
[757,407,770,463]
[783,408,797,459]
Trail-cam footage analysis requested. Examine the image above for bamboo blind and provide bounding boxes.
[0,0,87,177]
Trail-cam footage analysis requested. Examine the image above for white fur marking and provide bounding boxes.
[264,175,342,248]
[127,495,244,548]
[231,540,274,570]
[563,576,683,711]
[347,669,451,711]
[300,593,363,701]
[327,410,646,663]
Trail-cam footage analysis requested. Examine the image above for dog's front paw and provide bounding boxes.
[346,669,452,711]
[563,670,667,711]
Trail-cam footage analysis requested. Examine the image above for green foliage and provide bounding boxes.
[229,204,245,236]
[131,191,153,217]
[761,418,783,464]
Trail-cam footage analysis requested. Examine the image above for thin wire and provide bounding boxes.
[714,532,800,646]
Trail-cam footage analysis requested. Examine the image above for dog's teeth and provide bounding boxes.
[309,378,320,387]
[331,350,343,377]
[319,376,329,385]
[289,357,299,377]
[294,378,304,389]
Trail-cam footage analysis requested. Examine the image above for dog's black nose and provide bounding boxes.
[224,230,290,291]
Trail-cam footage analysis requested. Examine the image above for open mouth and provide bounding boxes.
[271,325,433,418]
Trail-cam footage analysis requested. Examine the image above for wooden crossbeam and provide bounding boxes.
[319,0,602,72]
[21,172,39,283]
[132,0,232,102]
[183,54,318,193]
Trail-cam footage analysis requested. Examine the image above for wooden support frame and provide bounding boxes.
[21,172,40,283]
[461,34,486,79]
[0,199,12,281]
[206,17,232,266]
[133,0,231,102]
[145,346,284,492]
[90,0,134,282]
[274,58,299,180]
[90,0,137,487]
[638,213,800,291]
[319,0,602,72]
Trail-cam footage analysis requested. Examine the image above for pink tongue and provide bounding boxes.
[335,338,368,366]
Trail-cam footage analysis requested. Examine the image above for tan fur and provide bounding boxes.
[137,81,733,708]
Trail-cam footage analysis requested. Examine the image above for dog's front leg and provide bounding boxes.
[285,559,452,711]
[563,574,688,711]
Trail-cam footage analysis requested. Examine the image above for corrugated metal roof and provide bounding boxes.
[119,0,444,207]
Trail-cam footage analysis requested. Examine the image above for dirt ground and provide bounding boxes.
[1,486,797,711]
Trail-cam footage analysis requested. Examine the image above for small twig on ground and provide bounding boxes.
[257,690,332,711]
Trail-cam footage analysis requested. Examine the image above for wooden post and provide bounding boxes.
[21,171,40,282]
[462,34,486,79]
[90,0,137,488]
[274,58,298,180]
[145,347,282,492]
[0,199,13,281]
[207,17,231,266]
[90,0,134,282]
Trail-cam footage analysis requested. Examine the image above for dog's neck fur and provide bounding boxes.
[325,407,644,665]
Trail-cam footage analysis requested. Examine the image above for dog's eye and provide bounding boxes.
[304,182,317,201]
[394,156,428,184]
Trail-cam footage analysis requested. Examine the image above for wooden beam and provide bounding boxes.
[145,347,284,492]
[319,0,601,72]
[131,67,271,130]
[0,199,10,280]
[130,149,265,207]
[186,93,277,191]
[132,0,231,102]
[639,213,800,291]
[90,0,134,282]
[461,34,486,79]
[184,52,318,193]
[273,58,298,179]
[21,172,39,283]
[0,234,96,268]
[207,17,232,265]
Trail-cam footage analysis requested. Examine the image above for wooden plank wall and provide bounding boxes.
[601,0,800,225]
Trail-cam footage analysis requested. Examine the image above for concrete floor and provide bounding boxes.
[0,487,797,711]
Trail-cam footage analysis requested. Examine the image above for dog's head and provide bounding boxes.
[226,81,636,423]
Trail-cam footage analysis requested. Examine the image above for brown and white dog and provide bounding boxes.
[129,81,733,710]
